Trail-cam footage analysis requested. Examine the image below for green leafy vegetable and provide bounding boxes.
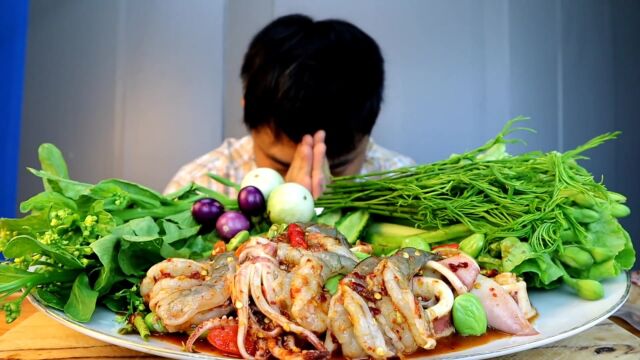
[4,235,85,269]
[336,209,370,244]
[38,143,70,192]
[27,168,92,200]
[0,143,237,323]
[317,117,635,297]
[64,273,99,322]
[34,287,69,310]
[316,209,342,226]
[20,192,77,213]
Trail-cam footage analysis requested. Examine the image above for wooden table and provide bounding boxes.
[1,286,639,360]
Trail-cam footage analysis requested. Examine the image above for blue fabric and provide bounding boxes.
[0,0,29,221]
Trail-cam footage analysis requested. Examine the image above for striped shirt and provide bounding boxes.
[164,135,415,196]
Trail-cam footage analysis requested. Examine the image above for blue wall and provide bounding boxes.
[0,0,29,218]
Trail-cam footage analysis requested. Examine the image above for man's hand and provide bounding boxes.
[285,130,330,199]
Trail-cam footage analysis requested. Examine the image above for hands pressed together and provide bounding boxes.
[284,130,330,199]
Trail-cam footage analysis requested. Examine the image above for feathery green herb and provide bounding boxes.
[317,117,634,298]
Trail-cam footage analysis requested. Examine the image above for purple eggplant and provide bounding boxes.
[216,211,250,240]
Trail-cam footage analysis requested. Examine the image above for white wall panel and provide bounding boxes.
[20,0,226,198]
[117,0,226,189]
[21,0,628,188]
[19,0,120,201]
[223,0,274,139]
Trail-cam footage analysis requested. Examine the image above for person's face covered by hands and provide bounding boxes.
[251,126,368,199]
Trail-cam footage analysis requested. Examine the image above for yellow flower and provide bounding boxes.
[83,215,97,227]
[0,227,9,241]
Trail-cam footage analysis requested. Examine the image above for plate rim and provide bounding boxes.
[28,272,631,360]
[450,271,631,359]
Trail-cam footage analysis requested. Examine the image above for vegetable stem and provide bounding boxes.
[133,313,151,340]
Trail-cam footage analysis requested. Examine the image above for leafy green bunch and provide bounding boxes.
[317,117,635,298]
[0,144,236,323]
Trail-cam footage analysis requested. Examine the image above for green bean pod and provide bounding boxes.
[452,293,488,335]
[401,236,431,252]
[587,259,621,280]
[558,188,596,208]
[144,312,166,333]
[586,246,617,263]
[565,207,600,223]
[557,247,594,270]
[562,275,604,300]
[133,313,150,340]
[458,233,485,258]
[226,230,250,251]
[610,203,631,218]
[607,191,627,203]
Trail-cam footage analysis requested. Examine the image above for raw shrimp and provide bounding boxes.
[328,249,444,357]
[153,230,539,360]
[140,253,235,332]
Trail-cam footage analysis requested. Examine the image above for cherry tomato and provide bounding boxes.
[287,223,308,249]
[206,324,255,357]
[432,243,460,250]
[234,241,251,258]
[212,240,226,256]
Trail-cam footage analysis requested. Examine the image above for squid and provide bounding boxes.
[471,274,538,335]
[231,228,357,360]
[141,224,539,360]
[493,272,537,320]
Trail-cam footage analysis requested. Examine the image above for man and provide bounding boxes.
[165,14,414,198]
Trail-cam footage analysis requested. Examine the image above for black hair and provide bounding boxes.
[241,14,384,160]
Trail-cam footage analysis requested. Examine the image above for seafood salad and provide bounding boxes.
[140,223,538,359]
[2,134,632,359]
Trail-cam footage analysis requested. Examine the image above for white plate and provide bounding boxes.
[29,272,630,360]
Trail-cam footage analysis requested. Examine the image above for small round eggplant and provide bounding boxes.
[192,198,225,227]
[237,186,266,217]
[216,211,250,240]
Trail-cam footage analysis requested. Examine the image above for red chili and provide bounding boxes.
[287,223,308,249]
[447,261,469,272]
[483,268,499,277]
[369,307,381,316]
